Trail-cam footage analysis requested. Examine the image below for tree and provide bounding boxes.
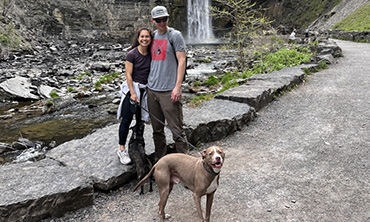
[211,0,272,69]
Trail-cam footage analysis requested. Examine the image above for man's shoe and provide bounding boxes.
[117,149,131,165]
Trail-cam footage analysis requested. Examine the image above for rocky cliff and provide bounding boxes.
[7,0,153,43]
[1,0,369,48]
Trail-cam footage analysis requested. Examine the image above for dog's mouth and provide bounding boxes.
[212,161,223,169]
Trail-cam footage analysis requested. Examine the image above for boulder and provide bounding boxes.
[0,158,94,222]
[0,76,40,100]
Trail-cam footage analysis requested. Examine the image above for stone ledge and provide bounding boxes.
[215,64,317,111]
[0,158,94,222]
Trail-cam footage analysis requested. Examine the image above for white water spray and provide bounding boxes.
[187,0,216,43]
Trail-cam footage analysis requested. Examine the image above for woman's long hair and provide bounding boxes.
[130,28,153,50]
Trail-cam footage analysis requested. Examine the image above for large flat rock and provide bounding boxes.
[215,64,316,111]
[46,98,256,191]
[46,123,151,191]
[0,158,94,222]
[184,99,255,145]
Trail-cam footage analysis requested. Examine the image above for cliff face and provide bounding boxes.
[1,0,369,45]
[8,0,154,43]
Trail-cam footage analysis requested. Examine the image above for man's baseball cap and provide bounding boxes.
[151,6,169,18]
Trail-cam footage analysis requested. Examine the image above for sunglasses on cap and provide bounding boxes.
[154,17,168,23]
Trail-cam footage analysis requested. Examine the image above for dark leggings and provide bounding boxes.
[118,90,144,146]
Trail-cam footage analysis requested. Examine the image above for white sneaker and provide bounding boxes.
[117,149,131,165]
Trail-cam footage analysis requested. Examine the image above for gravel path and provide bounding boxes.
[43,39,370,222]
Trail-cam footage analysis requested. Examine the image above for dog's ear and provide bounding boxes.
[202,149,207,159]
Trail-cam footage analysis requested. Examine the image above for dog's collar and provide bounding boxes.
[203,161,219,176]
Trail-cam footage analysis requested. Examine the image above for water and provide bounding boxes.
[0,93,118,164]
[187,0,216,43]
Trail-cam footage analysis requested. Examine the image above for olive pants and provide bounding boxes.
[147,89,188,161]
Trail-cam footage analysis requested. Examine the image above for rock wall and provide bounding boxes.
[10,0,151,43]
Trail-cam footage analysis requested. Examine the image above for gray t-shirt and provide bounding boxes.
[147,28,186,91]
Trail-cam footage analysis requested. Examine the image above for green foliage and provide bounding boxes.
[94,72,120,89]
[332,2,370,31]
[205,75,219,86]
[76,71,91,80]
[49,91,59,99]
[67,87,75,93]
[317,60,328,70]
[278,0,341,29]
[0,33,10,44]
[188,45,313,107]
[251,46,312,74]
[0,23,26,49]
[45,99,54,107]
[211,0,272,69]
[188,94,215,107]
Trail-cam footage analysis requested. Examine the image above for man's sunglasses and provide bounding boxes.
[154,17,168,23]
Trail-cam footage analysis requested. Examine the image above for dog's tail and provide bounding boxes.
[132,164,155,192]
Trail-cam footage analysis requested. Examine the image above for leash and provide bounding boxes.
[121,91,199,151]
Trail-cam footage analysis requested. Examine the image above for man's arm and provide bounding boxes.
[171,51,186,102]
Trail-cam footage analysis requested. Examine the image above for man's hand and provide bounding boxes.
[171,86,182,102]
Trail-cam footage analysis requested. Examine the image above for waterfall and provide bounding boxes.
[187,0,216,43]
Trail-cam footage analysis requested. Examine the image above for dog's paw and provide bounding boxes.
[164,213,171,219]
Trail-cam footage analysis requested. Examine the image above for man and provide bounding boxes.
[147,5,188,161]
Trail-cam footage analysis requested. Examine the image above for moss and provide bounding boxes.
[277,0,341,28]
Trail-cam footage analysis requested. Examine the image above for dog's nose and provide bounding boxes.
[215,156,221,161]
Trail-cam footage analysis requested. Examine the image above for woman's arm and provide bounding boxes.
[125,60,139,102]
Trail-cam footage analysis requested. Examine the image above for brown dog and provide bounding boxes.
[133,146,225,222]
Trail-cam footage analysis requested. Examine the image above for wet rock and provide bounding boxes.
[11,142,29,150]
[12,147,47,163]
[38,85,63,99]
[0,114,13,120]
[0,142,14,154]
[0,76,40,100]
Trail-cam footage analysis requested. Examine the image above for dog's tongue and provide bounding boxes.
[212,162,223,168]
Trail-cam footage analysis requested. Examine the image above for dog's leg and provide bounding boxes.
[149,176,153,192]
[205,191,215,222]
[158,183,173,222]
[193,192,205,221]
[132,166,155,192]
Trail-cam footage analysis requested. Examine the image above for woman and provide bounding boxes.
[117,28,153,165]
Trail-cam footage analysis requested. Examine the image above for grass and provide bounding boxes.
[188,44,314,107]
[94,72,120,90]
[49,91,60,99]
[278,0,342,29]
[0,23,29,49]
[332,2,370,31]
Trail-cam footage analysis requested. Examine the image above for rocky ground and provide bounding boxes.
[0,39,238,164]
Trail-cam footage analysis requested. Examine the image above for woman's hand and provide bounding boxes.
[130,93,139,103]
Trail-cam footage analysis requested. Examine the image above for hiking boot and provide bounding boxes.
[117,149,131,165]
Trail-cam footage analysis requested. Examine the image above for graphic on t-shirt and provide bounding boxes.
[152,39,167,61]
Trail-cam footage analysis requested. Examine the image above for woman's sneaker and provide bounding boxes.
[117,149,131,165]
